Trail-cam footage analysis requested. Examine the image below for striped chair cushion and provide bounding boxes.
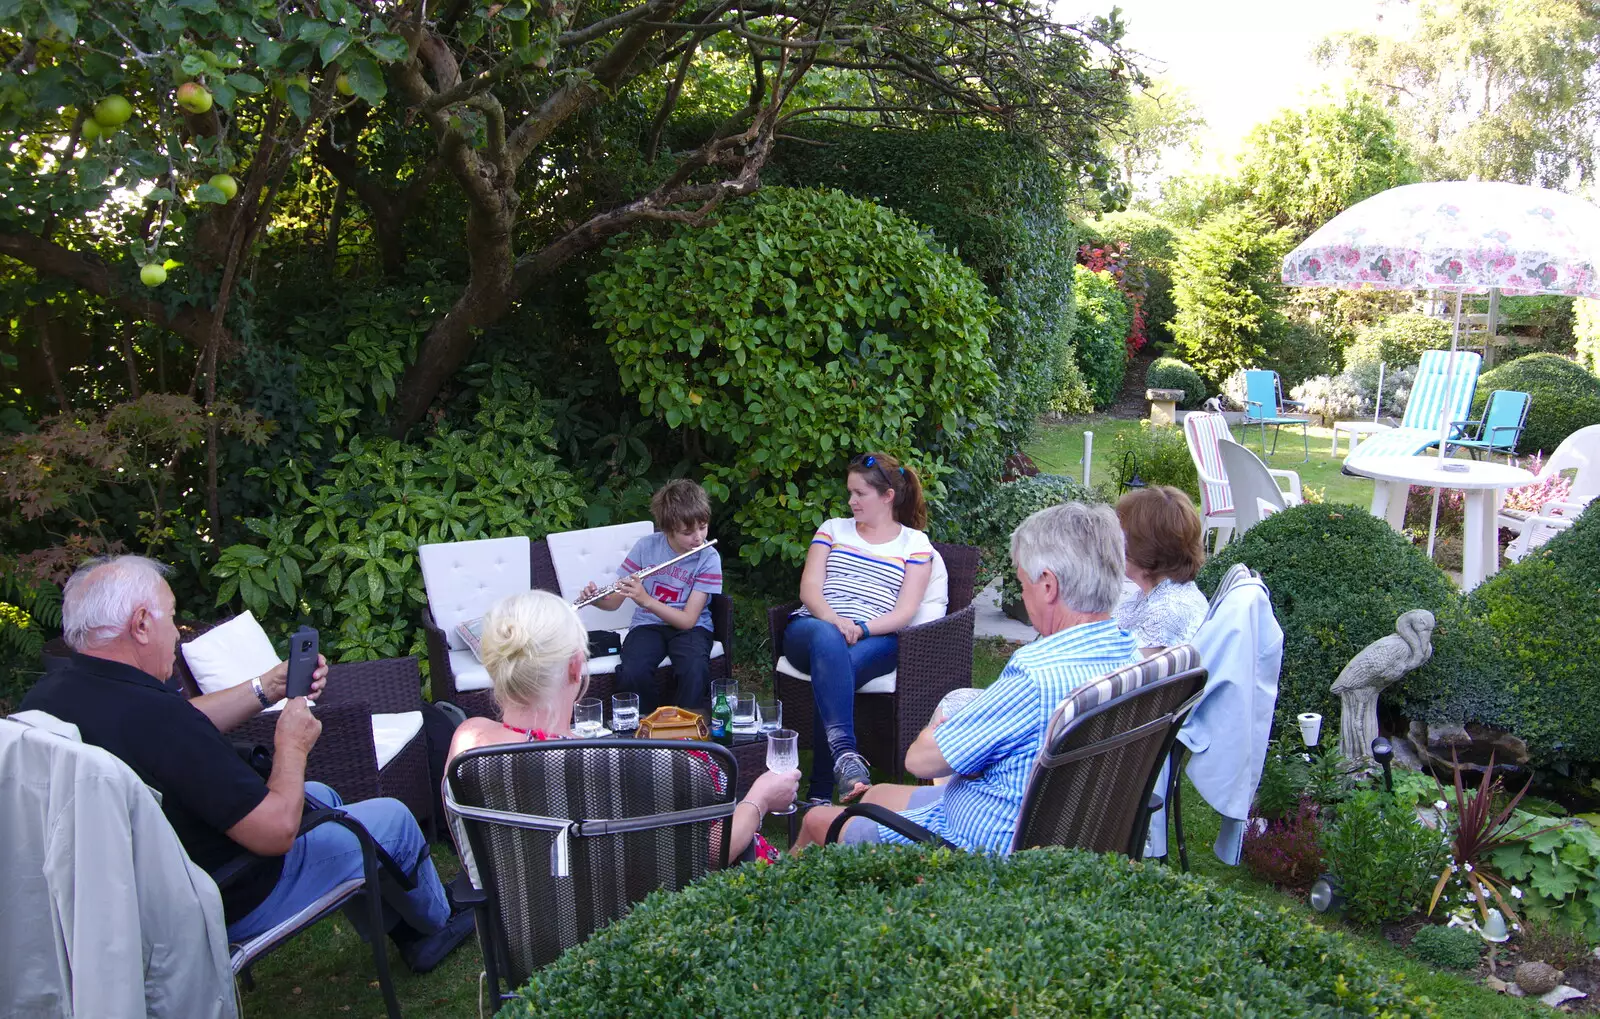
[1346,427,1447,461]
[1399,350,1481,434]
[1184,413,1235,516]
[1048,644,1202,736]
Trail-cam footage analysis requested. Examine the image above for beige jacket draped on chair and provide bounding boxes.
[0,710,237,1019]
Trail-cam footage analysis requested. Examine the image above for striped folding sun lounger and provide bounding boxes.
[1345,349,1481,463]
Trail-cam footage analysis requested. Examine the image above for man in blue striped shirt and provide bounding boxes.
[794,503,1140,853]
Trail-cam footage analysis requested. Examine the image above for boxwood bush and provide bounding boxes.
[959,474,1099,605]
[1197,504,1488,729]
[1144,356,1206,408]
[1469,353,1600,456]
[1451,504,1600,765]
[505,846,1432,1017]
[1409,925,1482,971]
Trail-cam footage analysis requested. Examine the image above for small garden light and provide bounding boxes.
[1118,451,1146,493]
[1308,872,1345,914]
[1371,736,1394,793]
[1297,712,1322,748]
[1480,907,1510,976]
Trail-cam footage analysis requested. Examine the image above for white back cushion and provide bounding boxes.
[182,611,281,695]
[419,536,532,651]
[544,521,654,630]
[909,548,949,627]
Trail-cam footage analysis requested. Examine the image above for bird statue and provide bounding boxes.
[1331,609,1436,765]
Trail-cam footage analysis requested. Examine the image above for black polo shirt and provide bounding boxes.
[22,652,284,922]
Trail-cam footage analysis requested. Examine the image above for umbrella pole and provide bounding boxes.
[1427,291,1464,561]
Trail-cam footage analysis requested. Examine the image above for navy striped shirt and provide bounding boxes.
[794,518,933,623]
[884,619,1140,853]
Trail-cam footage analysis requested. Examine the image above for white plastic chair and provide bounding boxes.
[1218,440,1301,536]
[1497,423,1600,540]
[1184,413,1301,550]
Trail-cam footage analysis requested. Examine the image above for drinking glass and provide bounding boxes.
[731,693,758,734]
[757,697,781,734]
[765,729,799,815]
[710,680,738,706]
[573,697,604,737]
[611,692,640,733]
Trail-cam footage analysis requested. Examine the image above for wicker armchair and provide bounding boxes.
[825,646,1207,858]
[769,542,978,781]
[172,628,434,836]
[424,534,733,718]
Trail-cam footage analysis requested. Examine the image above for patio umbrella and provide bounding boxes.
[1281,180,1600,554]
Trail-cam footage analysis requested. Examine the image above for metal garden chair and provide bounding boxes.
[1243,369,1310,462]
[444,738,737,1008]
[1448,389,1531,460]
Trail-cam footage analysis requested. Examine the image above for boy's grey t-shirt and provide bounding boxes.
[617,533,722,631]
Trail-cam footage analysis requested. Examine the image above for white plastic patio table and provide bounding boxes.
[1329,420,1393,456]
[1344,455,1533,591]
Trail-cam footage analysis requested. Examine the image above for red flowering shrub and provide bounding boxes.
[1078,241,1147,354]
[1243,797,1324,891]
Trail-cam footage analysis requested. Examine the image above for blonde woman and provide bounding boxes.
[447,590,797,865]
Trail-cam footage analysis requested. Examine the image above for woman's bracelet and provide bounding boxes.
[736,799,764,822]
[854,618,870,637]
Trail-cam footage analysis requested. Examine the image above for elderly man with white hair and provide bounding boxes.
[21,555,474,972]
[792,502,1141,852]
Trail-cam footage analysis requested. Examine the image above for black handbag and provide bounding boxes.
[587,629,622,658]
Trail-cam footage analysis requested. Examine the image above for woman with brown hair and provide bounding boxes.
[785,452,932,803]
[1114,485,1209,654]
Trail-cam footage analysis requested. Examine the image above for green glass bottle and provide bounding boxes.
[710,690,732,745]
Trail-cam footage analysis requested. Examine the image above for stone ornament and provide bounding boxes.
[1331,609,1436,764]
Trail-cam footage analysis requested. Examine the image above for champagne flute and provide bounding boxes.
[766,728,799,815]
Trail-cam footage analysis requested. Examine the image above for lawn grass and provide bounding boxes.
[1026,415,1379,510]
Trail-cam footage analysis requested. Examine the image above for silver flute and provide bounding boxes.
[575,539,718,608]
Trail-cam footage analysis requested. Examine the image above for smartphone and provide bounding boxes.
[286,625,320,699]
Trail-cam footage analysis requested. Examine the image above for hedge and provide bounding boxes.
[1145,356,1206,408]
[1069,264,1132,408]
[1470,352,1600,456]
[505,846,1433,1017]
[1197,503,1484,729]
[1344,313,1451,373]
[1449,504,1600,765]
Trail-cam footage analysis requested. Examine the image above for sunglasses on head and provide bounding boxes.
[851,453,905,476]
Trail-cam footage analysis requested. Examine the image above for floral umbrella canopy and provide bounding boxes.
[1283,180,1600,300]
[1282,180,1600,556]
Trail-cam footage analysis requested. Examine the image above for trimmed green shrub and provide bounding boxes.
[591,187,999,566]
[1170,208,1293,388]
[1409,924,1482,970]
[1451,505,1600,766]
[1262,321,1343,390]
[1318,794,1451,927]
[1470,353,1600,456]
[768,128,1076,445]
[1105,422,1198,502]
[1145,356,1206,408]
[506,846,1433,1016]
[1048,354,1096,416]
[1197,504,1482,729]
[1069,265,1132,407]
[956,474,1099,604]
[1344,313,1452,374]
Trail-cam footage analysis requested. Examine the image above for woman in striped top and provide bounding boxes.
[785,452,933,802]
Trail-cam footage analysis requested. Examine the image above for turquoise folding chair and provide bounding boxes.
[1242,370,1309,462]
[1448,390,1531,461]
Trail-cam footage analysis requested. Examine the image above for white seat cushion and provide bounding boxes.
[418,536,532,651]
[544,521,654,631]
[774,656,896,694]
[181,611,287,705]
[371,711,424,769]
[448,649,493,692]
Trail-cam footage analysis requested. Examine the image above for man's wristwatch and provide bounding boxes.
[251,676,272,708]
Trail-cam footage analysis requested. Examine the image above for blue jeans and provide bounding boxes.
[782,615,898,798]
[227,782,450,944]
